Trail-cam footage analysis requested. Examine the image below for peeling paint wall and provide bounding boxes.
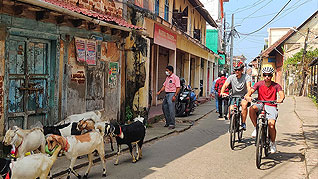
[65,0,123,18]
[0,28,5,136]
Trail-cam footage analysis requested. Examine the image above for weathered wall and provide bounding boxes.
[0,28,5,137]
[66,0,123,18]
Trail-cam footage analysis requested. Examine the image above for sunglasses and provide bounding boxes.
[234,69,242,71]
[263,74,273,77]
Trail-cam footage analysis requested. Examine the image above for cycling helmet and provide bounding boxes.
[233,61,244,70]
[262,66,275,74]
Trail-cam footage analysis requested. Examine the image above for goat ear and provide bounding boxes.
[51,135,66,148]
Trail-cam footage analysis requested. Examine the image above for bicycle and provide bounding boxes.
[253,99,277,169]
[229,96,244,150]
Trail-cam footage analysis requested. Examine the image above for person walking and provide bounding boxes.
[211,74,220,113]
[215,70,229,119]
[157,66,181,129]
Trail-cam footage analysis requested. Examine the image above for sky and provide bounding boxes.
[204,0,318,64]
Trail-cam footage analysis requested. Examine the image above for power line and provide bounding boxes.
[234,0,302,20]
[239,0,273,25]
[237,0,292,36]
[226,0,264,14]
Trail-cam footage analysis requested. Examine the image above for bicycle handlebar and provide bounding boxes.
[252,98,276,104]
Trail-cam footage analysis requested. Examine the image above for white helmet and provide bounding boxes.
[262,66,275,74]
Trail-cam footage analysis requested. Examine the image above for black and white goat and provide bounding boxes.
[43,122,81,137]
[107,118,146,165]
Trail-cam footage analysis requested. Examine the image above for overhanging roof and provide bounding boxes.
[261,10,318,58]
[188,0,218,27]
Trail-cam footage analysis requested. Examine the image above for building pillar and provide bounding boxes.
[184,53,191,85]
[194,57,201,96]
[203,59,208,97]
[169,49,176,70]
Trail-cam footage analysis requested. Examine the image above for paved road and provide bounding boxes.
[60,98,306,178]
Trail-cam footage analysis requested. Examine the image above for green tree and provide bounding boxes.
[284,48,318,96]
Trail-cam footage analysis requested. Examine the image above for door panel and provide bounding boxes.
[7,36,51,129]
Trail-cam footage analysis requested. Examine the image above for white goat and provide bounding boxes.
[9,144,62,179]
[47,128,107,178]
[57,111,102,125]
[3,126,46,158]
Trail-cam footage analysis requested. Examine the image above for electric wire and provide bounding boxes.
[239,0,273,25]
[237,0,292,36]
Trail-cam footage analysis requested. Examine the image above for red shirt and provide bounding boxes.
[252,81,282,107]
[215,76,229,97]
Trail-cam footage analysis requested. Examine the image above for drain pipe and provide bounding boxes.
[18,0,132,32]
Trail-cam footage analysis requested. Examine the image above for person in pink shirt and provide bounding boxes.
[157,66,181,129]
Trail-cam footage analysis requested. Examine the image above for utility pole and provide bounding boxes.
[229,14,234,73]
[223,13,226,71]
[299,28,310,96]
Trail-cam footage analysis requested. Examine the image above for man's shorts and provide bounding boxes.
[254,103,278,120]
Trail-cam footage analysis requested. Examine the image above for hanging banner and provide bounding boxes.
[86,40,97,65]
[75,37,86,63]
[108,62,118,88]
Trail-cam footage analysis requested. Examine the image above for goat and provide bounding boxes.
[3,126,45,158]
[108,118,146,165]
[77,119,114,151]
[43,122,81,137]
[57,111,102,125]
[47,129,107,178]
[0,144,61,179]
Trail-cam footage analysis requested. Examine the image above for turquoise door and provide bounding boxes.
[7,36,51,129]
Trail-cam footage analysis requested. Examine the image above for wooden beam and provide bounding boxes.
[12,5,24,15]
[55,15,65,24]
[88,22,97,30]
[36,11,49,21]
[69,19,83,27]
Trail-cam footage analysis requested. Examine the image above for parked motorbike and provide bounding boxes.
[175,78,197,117]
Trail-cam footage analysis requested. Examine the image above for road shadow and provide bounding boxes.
[259,151,305,170]
[233,137,255,151]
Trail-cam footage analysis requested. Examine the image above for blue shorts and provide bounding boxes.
[254,103,278,120]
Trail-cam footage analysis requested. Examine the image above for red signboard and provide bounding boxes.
[154,24,177,50]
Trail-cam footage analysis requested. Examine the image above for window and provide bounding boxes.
[164,0,169,21]
[155,0,159,15]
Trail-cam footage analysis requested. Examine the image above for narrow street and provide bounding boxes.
[62,97,306,179]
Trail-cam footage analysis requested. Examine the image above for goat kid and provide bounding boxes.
[0,144,61,179]
[77,119,114,151]
[107,119,146,165]
[47,128,106,178]
[3,126,45,158]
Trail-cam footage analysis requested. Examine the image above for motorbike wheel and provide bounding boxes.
[176,103,186,117]
[185,102,194,116]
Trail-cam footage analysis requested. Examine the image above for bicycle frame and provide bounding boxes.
[254,100,276,168]
[229,97,244,150]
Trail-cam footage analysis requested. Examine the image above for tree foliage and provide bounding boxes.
[284,48,318,70]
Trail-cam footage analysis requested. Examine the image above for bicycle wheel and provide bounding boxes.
[264,128,270,157]
[230,114,236,150]
[237,115,243,141]
[256,124,263,169]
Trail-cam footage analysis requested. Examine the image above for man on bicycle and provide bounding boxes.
[245,66,285,153]
[220,61,251,130]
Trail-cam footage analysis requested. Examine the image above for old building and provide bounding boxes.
[0,0,142,136]
[122,0,219,121]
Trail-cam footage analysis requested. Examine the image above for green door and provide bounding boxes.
[7,36,51,129]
